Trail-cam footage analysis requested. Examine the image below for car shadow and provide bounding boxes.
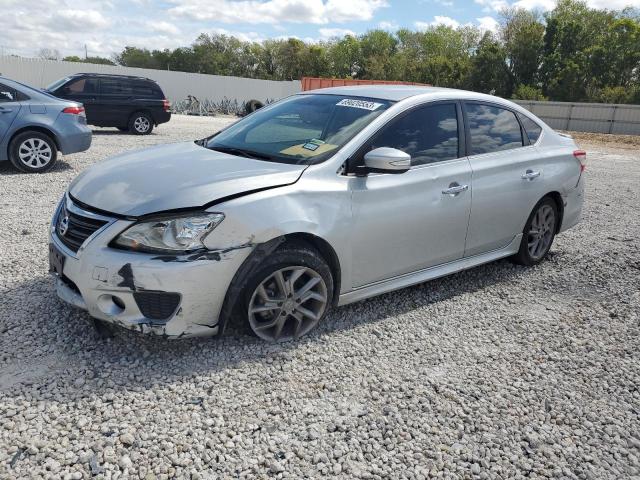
[90,129,128,136]
[0,255,537,402]
[0,159,73,175]
[91,129,158,136]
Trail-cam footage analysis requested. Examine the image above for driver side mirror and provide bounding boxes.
[363,147,411,174]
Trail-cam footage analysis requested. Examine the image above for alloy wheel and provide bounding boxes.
[18,138,52,169]
[527,204,555,260]
[248,266,328,342]
[134,116,151,133]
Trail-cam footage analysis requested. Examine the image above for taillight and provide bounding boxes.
[573,150,587,172]
[63,106,85,115]
[162,99,170,111]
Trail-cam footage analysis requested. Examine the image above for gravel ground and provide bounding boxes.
[1,115,639,479]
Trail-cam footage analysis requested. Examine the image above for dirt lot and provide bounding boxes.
[1,116,639,479]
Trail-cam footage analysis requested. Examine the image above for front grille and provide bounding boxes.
[56,202,109,253]
[133,291,181,321]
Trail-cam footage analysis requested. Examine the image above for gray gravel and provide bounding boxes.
[1,116,639,479]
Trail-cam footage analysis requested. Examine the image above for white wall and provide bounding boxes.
[513,100,640,135]
[0,56,301,104]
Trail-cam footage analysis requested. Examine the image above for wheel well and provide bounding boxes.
[282,233,342,305]
[10,126,60,151]
[545,191,564,233]
[217,233,342,335]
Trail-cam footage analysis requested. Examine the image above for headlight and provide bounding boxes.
[112,213,225,253]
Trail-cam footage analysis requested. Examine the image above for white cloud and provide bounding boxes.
[473,0,509,12]
[319,27,357,39]
[510,0,555,9]
[477,16,499,32]
[586,0,640,8]
[415,16,461,29]
[149,21,181,36]
[479,0,640,11]
[378,20,399,30]
[53,9,111,30]
[210,28,265,43]
[168,0,388,25]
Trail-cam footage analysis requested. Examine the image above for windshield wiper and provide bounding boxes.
[209,145,273,161]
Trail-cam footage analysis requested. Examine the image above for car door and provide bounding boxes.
[0,83,21,148]
[98,78,133,127]
[350,102,472,287]
[462,102,547,257]
[55,77,100,124]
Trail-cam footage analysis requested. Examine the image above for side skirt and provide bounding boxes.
[337,234,522,306]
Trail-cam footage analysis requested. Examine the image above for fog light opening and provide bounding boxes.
[112,296,125,310]
[97,294,126,316]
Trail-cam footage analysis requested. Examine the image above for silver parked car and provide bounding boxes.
[0,76,91,172]
[50,86,585,341]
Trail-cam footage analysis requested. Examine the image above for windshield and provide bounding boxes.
[205,94,393,165]
[45,77,72,92]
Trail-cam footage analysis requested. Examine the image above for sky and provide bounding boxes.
[2,0,639,59]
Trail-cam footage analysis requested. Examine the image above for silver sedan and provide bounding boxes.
[50,86,585,341]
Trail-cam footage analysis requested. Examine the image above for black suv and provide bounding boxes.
[46,73,171,135]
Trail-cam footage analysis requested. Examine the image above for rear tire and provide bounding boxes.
[512,197,559,266]
[128,112,153,135]
[238,243,333,342]
[8,131,58,173]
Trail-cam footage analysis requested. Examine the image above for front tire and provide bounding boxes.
[128,112,153,135]
[240,244,333,342]
[512,197,559,266]
[8,131,58,173]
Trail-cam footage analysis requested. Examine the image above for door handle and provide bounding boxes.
[0,107,12,114]
[442,183,469,196]
[522,169,541,180]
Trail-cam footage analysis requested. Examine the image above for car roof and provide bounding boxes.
[72,73,156,82]
[299,85,517,105]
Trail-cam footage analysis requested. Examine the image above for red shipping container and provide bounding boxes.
[301,77,430,91]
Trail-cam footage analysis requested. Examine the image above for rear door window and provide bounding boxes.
[517,113,542,144]
[465,103,523,155]
[100,79,133,95]
[0,83,17,102]
[367,103,460,166]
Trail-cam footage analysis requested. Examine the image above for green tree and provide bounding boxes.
[468,32,510,96]
[540,0,613,101]
[512,84,547,100]
[358,30,398,79]
[327,35,361,78]
[115,47,157,69]
[499,8,545,90]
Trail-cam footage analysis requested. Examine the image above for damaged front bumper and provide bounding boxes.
[49,199,252,338]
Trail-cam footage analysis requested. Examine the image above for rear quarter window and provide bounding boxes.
[517,113,543,144]
[0,83,16,102]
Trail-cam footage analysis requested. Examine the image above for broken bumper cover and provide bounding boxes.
[50,207,252,338]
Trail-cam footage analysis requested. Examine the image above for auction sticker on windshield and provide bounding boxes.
[336,98,383,111]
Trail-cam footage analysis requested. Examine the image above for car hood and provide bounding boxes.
[69,142,306,217]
